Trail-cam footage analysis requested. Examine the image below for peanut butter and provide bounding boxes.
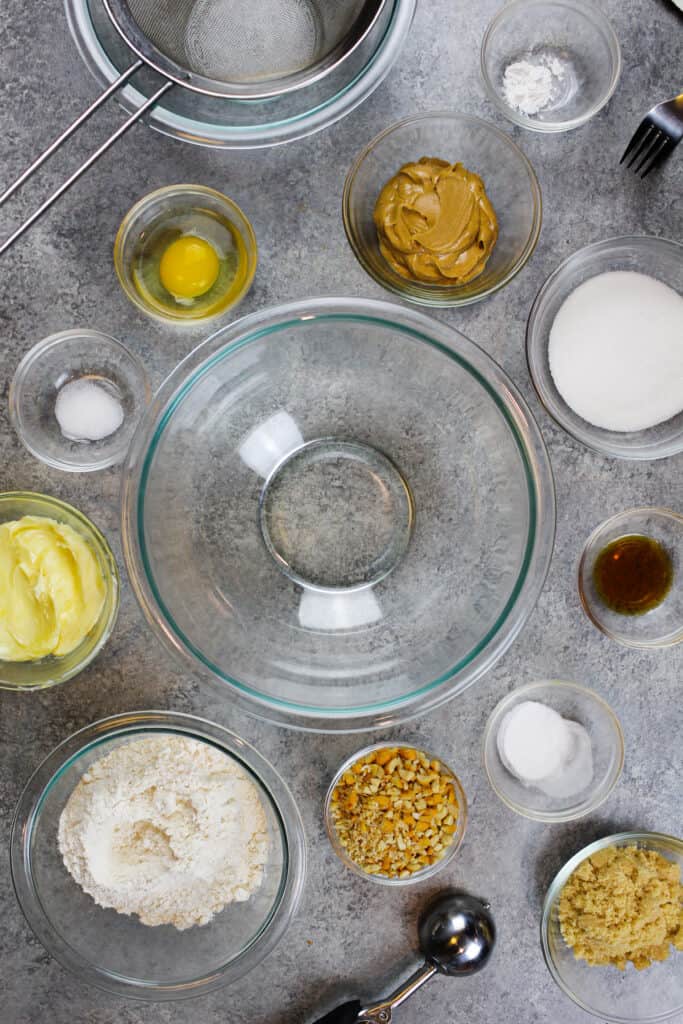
[373,157,498,285]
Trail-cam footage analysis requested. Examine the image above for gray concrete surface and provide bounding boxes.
[1,0,682,1021]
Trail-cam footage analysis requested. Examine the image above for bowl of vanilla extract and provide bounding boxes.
[578,507,682,648]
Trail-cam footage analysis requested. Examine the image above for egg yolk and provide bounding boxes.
[159,235,220,299]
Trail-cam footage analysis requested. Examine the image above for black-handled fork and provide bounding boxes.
[620,93,683,177]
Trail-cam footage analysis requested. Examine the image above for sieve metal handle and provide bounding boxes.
[0,64,174,256]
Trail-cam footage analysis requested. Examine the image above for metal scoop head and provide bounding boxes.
[419,890,496,976]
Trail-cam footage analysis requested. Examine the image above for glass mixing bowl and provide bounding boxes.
[343,111,541,307]
[65,0,416,148]
[11,711,306,1000]
[0,492,119,690]
[527,236,683,460]
[121,298,555,731]
[542,832,683,1022]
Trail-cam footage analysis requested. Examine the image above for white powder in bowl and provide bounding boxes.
[548,270,683,432]
[55,378,124,442]
[502,54,567,116]
[58,735,269,930]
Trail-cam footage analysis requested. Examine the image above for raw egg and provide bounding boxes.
[159,235,220,299]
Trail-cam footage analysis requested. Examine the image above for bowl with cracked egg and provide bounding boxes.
[343,111,542,306]
[10,710,306,1000]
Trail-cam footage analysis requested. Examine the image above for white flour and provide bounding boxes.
[503,54,567,115]
[58,735,269,930]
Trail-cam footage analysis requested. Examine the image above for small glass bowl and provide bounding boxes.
[481,0,621,132]
[342,111,542,307]
[10,329,150,473]
[324,742,467,885]
[527,236,683,460]
[114,185,258,324]
[483,680,624,822]
[578,508,683,649]
[542,832,683,1022]
[10,711,306,1000]
[0,492,119,690]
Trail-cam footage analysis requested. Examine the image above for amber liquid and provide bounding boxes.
[592,535,673,616]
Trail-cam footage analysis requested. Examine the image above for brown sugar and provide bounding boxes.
[559,845,683,970]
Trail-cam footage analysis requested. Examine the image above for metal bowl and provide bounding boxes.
[66,0,416,148]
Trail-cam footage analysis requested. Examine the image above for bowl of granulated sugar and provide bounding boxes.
[527,235,683,461]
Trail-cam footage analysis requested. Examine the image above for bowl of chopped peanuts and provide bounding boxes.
[324,744,467,884]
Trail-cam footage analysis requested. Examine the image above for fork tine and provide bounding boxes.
[639,135,672,178]
[624,124,660,169]
[620,119,652,164]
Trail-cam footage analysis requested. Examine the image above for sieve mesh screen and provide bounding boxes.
[125,0,368,84]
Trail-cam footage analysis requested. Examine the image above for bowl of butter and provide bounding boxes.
[0,492,119,690]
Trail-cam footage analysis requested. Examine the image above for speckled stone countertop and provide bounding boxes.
[1,1,682,1022]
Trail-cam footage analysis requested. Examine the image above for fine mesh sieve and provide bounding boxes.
[0,0,388,253]
[117,0,383,96]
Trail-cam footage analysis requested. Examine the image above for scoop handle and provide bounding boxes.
[311,999,362,1023]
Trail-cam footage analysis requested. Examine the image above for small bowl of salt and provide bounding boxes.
[480,0,621,132]
[10,329,151,473]
[483,680,624,822]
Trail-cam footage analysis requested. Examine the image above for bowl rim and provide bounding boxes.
[342,109,543,307]
[0,491,120,689]
[482,678,625,822]
[9,328,151,473]
[113,184,259,325]
[65,0,417,149]
[526,234,683,461]
[10,709,307,1001]
[323,741,468,885]
[480,0,622,133]
[120,296,556,732]
[577,506,683,649]
[541,830,683,1023]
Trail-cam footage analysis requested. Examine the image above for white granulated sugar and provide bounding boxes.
[549,271,683,433]
[58,735,269,930]
[55,378,124,442]
[502,54,567,115]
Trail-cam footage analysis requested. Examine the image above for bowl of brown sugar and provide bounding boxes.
[542,831,683,1022]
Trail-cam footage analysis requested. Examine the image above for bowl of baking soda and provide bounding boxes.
[483,680,624,822]
[10,711,306,1000]
[10,329,151,472]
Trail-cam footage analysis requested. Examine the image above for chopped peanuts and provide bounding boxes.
[329,746,461,878]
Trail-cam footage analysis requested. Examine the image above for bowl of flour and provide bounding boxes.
[10,711,306,1000]
[527,236,683,461]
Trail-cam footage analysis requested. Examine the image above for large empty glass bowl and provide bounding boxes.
[122,298,555,730]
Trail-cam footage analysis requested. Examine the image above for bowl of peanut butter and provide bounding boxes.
[343,111,542,306]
